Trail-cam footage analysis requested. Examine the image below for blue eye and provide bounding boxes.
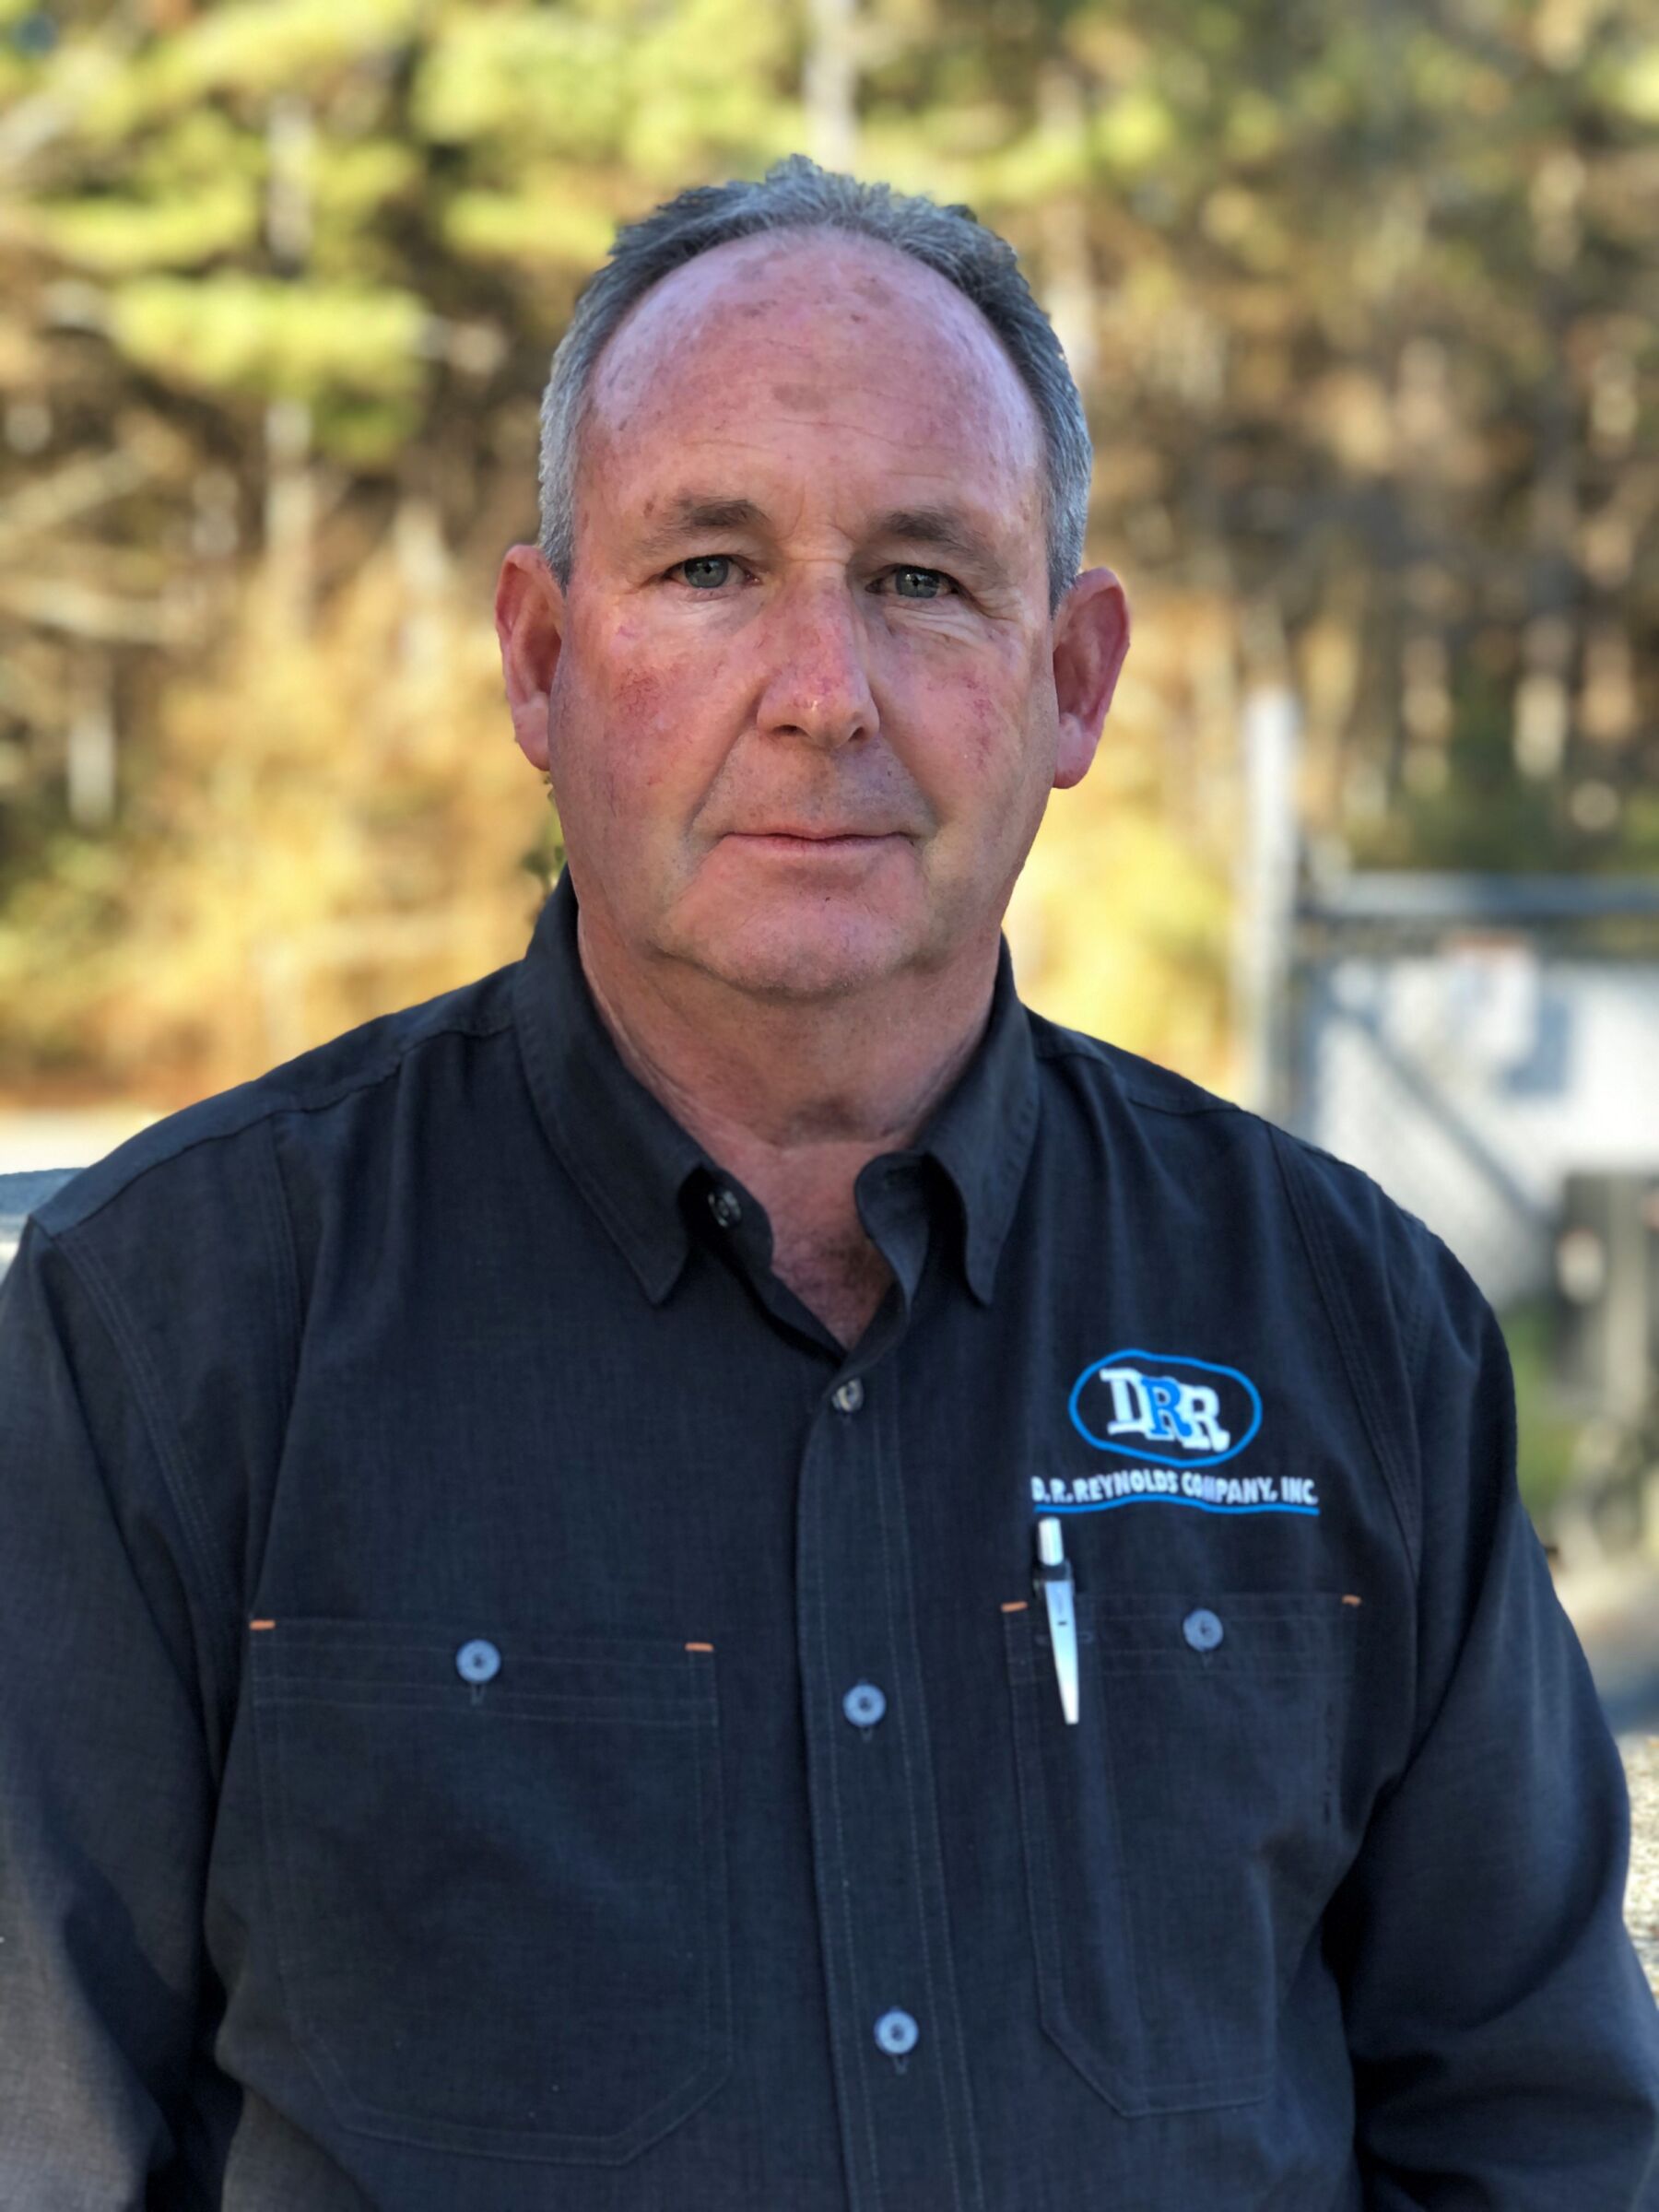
[893,567,946,599]
[680,556,732,590]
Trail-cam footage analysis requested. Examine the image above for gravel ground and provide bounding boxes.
[1622,1732,1659,1998]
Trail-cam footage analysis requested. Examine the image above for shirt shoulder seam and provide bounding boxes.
[54,1003,517,1241]
[1030,1024,1248,1120]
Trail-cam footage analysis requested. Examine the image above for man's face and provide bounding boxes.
[499,229,1127,1003]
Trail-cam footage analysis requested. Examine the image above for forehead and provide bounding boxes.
[582,229,1046,528]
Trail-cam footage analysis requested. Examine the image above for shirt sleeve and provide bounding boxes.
[1332,1223,1659,2207]
[0,1218,217,2204]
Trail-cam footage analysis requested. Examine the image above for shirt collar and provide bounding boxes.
[512,868,1039,1307]
[915,936,1040,1302]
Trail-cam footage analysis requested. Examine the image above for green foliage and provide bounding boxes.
[78,0,430,130]
[439,179,620,272]
[0,0,1653,1105]
[29,181,261,270]
[107,275,429,404]
[411,11,634,156]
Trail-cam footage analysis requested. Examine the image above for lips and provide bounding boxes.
[727,828,898,841]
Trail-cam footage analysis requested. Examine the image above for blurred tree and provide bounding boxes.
[859,0,1656,854]
[0,0,1651,1099]
[0,0,807,1091]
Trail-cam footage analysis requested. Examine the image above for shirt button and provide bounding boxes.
[842,1681,887,1728]
[1182,1607,1224,1653]
[831,1377,865,1416]
[874,2008,919,2056]
[708,1186,742,1230]
[455,1638,501,1684]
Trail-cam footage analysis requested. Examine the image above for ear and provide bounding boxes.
[1051,566,1131,791]
[494,543,569,774]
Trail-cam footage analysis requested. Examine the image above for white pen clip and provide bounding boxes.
[1033,1515,1079,1724]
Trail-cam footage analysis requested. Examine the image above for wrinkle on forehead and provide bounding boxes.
[582,231,1045,521]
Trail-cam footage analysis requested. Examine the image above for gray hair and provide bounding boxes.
[536,156,1092,613]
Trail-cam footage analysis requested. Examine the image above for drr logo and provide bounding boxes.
[1068,1350,1263,1470]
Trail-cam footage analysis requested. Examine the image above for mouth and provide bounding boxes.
[725,829,901,847]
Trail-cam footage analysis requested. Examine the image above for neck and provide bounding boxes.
[574,903,997,1344]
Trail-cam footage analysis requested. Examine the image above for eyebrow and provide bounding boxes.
[871,507,1006,576]
[632,496,770,560]
[630,496,1008,579]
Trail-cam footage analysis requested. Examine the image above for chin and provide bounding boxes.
[671,910,913,1004]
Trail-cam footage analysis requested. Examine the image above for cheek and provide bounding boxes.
[924,659,1045,801]
[571,631,700,812]
[605,617,677,719]
[954,674,1006,779]
[608,664,674,783]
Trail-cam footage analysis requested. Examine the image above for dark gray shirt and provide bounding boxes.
[2,869,1655,2209]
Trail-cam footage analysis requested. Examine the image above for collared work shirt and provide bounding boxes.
[2,870,1656,2211]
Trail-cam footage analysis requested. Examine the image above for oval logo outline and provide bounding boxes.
[1067,1348,1264,1469]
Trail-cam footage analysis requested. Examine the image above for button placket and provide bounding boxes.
[794,1361,986,2209]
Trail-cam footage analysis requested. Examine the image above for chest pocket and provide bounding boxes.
[1004,1589,1359,2116]
[251,1620,731,2164]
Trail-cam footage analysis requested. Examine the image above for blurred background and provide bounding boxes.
[0,0,1655,1644]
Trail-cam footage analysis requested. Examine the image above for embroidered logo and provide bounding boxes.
[1069,1350,1260,1467]
[1051,1350,1319,1515]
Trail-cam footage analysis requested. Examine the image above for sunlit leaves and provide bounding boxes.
[440,181,621,271]
[106,274,428,406]
[29,181,260,272]
[411,10,631,157]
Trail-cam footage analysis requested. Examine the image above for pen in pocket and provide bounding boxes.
[1033,1515,1080,1724]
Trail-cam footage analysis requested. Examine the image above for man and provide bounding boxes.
[0,157,1654,2211]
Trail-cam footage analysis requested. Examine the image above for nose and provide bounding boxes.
[756,579,877,750]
